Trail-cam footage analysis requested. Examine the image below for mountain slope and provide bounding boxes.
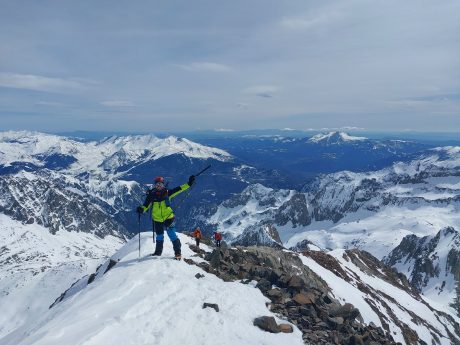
[302,249,460,345]
[385,227,460,316]
[2,234,303,345]
[0,214,123,338]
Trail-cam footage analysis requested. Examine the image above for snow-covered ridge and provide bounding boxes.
[2,233,303,345]
[0,131,232,174]
[308,131,367,143]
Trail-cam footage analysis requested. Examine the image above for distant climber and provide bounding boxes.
[137,175,195,260]
[192,227,202,247]
[214,231,222,248]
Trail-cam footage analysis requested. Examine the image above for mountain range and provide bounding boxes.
[1,130,459,344]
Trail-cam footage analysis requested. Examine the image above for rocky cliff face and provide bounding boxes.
[385,227,460,317]
[0,170,128,238]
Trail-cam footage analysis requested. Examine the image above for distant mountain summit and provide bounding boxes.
[0,131,232,175]
[308,131,367,144]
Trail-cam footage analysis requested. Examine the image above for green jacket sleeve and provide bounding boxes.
[169,183,190,199]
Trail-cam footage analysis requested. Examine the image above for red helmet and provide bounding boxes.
[154,176,165,183]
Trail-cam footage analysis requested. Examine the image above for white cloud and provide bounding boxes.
[319,126,366,131]
[215,128,235,132]
[244,85,279,98]
[0,73,88,93]
[36,101,67,107]
[279,10,344,30]
[177,62,231,72]
[100,100,136,107]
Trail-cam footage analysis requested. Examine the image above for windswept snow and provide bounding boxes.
[2,234,303,345]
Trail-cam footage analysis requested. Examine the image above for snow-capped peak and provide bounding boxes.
[308,131,367,144]
[0,131,232,174]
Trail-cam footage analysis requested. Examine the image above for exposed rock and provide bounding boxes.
[293,292,315,305]
[278,323,294,333]
[328,303,360,321]
[327,316,344,330]
[202,303,219,312]
[253,316,280,333]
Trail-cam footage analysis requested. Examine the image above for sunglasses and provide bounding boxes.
[155,182,165,189]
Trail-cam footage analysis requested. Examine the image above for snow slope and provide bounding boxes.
[0,214,123,339]
[385,227,460,314]
[2,233,303,345]
[285,205,460,259]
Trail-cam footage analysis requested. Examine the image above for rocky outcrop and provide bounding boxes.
[185,245,398,345]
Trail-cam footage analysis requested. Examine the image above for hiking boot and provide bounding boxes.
[152,240,164,256]
[172,238,181,257]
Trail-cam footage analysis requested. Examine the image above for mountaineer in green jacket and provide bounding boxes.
[136,175,195,259]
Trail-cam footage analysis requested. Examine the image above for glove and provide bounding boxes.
[188,175,195,186]
[136,206,144,214]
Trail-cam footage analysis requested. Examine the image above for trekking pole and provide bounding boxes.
[138,213,141,259]
[195,164,211,178]
[161,165,213,219]
[152,218,155,243]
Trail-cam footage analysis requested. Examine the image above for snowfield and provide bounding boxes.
[1,234,303,345]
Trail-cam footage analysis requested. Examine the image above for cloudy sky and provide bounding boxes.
[1,0,459,132]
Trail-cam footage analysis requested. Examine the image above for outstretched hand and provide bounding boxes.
[188,175,195,186]
[136,206,144,214]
